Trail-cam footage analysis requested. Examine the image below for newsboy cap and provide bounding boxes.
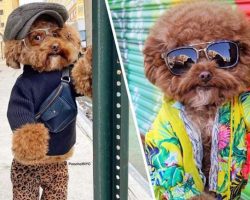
[3,2,69,41]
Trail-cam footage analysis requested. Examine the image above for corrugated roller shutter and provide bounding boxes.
[108,0,250,198]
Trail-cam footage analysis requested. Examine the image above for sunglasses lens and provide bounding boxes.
[207,41,238,68]
[25,30,46,47]
[166,48,197,75]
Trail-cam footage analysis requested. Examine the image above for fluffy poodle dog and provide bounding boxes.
[5,15,92,165]
[144,2,250,200]
[4,3,92,199]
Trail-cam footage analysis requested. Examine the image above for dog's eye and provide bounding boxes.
[34,35,42,41]
[52,32,59,37]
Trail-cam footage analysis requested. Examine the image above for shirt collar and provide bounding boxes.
[172,101,185,111]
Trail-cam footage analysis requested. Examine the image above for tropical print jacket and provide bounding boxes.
[145,93,250,200]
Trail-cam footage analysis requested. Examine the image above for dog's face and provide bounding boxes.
[4,15,81,72]
[144,2,250,108]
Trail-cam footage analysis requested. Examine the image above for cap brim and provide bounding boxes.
[16,10,64,40]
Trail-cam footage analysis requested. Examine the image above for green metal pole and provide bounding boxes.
[119,72,129,199]
[93,1,129,200]
[93,0,113,199]
[111,46,129,199]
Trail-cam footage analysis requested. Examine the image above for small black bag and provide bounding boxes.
[35,68,77,133]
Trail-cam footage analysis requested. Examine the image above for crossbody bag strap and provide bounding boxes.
[61,65,72,83]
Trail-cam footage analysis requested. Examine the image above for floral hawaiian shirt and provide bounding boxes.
[145,93,250,200]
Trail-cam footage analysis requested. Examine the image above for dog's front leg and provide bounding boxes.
[12,123,50,165]
[71,46,92,98]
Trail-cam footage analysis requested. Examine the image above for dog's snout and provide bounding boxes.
[51,43,60,53]
[199,71,212,82]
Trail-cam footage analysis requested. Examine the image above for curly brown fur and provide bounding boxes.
[12,122,74,166]
[16,148,74,166]
[41,147,74,164]
[144,2,250,102]
[72,46,92,97]
[144,1,250,197]
[4,40,22,69]
[4,16,81,72]
[12,123,49,163]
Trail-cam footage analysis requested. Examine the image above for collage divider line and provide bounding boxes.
[104,1,156,199]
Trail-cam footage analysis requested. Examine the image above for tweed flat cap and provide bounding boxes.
[3,2,69,41]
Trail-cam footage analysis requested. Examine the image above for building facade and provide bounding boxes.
[0,0,19,38]
[46,0,86,45]
[0,0,19,58]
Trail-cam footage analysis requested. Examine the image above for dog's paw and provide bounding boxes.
[71,46,92,97]
[12,123,49,164]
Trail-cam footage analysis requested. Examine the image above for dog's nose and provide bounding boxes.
[51,44,60,53]
[199,71,212,82]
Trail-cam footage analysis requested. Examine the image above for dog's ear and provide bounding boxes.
[143,36,165,85]
[62,25,81,50]
[4,40,22,69]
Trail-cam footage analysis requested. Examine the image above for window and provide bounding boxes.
[1,23,4,28]
[0,10,3,15]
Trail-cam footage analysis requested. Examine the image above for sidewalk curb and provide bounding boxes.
[76,100,151,200]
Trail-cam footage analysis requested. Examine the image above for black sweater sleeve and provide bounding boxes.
[7,79,35,131]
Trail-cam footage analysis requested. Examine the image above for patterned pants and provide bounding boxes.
[11,159,68,200]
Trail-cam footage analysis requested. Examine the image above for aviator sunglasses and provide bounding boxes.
[161,40,240,75]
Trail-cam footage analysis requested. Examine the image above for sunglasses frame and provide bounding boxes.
[161,40,240,75]
[21,28,62,49]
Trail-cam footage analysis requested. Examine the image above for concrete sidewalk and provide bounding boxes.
[0,60,93,200]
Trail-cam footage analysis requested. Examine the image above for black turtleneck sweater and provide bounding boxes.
[7,65,77,156]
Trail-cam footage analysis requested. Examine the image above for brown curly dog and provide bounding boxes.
[5,15,92,165]
[144,1,250,199]
[4,13,92,200]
